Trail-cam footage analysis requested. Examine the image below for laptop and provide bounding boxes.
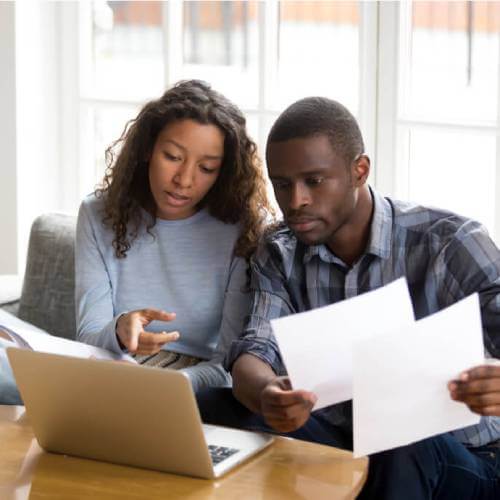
[6,348,274,479]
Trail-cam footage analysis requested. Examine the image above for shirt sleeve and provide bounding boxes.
[436,219,500,359]
[224,241,297,375]
[181,255,251,390]
[74,201,124,354]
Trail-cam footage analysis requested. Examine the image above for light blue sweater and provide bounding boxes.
[75,195,250,391]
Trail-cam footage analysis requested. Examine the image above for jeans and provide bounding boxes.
[196,388,500,499]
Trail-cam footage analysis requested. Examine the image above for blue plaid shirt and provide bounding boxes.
[226,188,500,447]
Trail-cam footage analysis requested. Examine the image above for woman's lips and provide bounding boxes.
[165,191,191,207]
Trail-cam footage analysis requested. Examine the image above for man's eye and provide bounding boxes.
[272,181,289,190]
[306,177,324,186]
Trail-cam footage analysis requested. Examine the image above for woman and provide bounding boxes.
[76,80,273,391]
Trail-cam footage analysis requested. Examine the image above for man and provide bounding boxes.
[197,97,500,498]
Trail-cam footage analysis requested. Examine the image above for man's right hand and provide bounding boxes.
[116,308,179,355]
[260,376,317,433]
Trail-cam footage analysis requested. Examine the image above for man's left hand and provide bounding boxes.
[448,364,500,416]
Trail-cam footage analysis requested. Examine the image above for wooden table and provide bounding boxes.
[0,405,368,499]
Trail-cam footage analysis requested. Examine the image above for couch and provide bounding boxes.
[0,214,76,404]
[1,214,77,339]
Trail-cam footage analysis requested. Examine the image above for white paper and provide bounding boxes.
[271,278,415,409]
[0,309,135,363]
[353,293,483,457]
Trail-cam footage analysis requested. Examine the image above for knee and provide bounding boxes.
[0,377,22,405]
[195,386,252,427]
[369,435,449,475]
[195,387,233,423]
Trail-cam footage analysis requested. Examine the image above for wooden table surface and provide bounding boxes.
[0,405,368,499]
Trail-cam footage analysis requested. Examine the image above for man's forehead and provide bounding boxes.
[268,134,338,155]
[267,135,342,174]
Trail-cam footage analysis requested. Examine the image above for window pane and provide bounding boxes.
[88,1,164,100]
[274,1,359,113]
[182,1,259,108]
[401,1,500,123]
[80,104,140,198]
[406,127,496,235]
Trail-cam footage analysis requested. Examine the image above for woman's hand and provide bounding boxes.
[448,364,500,416]
[116,308,179,355]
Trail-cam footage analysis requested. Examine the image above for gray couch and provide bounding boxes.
[3,214,77,339]
[0,214,77,404]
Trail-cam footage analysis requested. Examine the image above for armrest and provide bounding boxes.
[0,275,22,316]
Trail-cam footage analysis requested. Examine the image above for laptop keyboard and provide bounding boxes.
[208,444,239,465]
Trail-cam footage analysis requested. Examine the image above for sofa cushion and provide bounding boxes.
[17,214,76,340]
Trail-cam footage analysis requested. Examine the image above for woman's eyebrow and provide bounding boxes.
[159,139,222,160]
[202,154,223,161]
[159,138,186,150]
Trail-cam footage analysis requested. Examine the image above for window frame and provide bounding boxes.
[59,1,500,242]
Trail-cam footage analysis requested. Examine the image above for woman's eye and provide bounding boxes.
[200,165,217,174]
[163,152,180,161]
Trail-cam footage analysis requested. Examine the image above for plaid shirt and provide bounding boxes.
[226,188,500,447]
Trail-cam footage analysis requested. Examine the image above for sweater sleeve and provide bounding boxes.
[74,201,124,354]
[181,256,250,391]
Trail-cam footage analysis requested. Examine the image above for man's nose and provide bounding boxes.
[289,183,311,211]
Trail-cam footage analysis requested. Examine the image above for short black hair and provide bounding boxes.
[266,97,365,166]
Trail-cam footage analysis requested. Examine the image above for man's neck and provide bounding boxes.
[326,187,374,267]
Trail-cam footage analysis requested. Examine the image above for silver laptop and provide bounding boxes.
[7,348,273,479]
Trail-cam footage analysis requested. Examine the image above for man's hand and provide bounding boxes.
[260,376,317,433]
[116,308,179,355]
[448,364,500,416]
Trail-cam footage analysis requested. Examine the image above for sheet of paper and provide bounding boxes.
[0,309,135,363]
[353,293,483,458]
[271,278,415,409]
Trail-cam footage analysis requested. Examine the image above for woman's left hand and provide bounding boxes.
[448,364,500,416]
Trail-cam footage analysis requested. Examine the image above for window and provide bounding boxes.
[393,1,500,238]
[75,0,361,204]
[68,1,500,242]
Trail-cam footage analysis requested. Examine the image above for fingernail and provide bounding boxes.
[460,372,469,381]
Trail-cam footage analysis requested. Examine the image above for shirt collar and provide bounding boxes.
[366,187,392,260]
[302,187,393,265]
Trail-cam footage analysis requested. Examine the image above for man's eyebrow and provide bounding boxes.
[270,169,328,181]
[269,175,288,181]
[159,139,223,160]
[299,169,328,176]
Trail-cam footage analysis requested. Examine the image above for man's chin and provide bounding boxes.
[292,230,326,246]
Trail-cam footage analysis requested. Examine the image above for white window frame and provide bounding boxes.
[59,1,378,212]
[57,1,500,244]
[375,1,500,242]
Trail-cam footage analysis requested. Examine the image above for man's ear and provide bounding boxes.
[352,154,370,186]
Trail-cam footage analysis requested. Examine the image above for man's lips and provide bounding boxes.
[287,217,320,232]
[164,191,191,206]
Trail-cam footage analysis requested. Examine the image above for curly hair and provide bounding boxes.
[95,80,273,260]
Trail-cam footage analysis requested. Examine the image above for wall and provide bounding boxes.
[0,2,62,275]
[0,2,18,274]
